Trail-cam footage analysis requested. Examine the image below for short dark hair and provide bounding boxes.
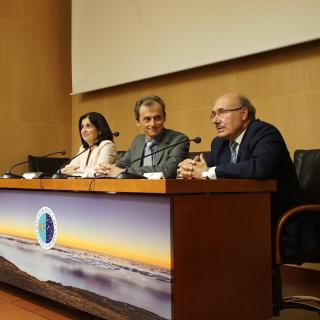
[239,95,256,120]
[134,95,166,121]
[78,112,114,149]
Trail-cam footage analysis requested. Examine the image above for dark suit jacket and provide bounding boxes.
[117,128,189,179]
[206,119,303,223]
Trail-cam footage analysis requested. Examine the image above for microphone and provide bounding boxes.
[117,137,201,179]
[51,143,98,179]
[193,137,201,144]
[2,150,66,179]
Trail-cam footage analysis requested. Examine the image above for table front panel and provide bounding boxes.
[0,190,172,320]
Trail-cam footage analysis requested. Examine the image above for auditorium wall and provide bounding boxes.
[0,0,72,175]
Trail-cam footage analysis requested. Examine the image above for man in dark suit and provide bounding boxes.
[97,95,189,178]
[177,93,303,223]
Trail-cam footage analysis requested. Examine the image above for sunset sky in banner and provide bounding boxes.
[0,190,171,268]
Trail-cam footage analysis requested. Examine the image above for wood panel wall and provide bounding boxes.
[72,40,320,157]
[0,0,72,175]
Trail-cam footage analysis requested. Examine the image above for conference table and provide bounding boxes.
[0,178,276,320]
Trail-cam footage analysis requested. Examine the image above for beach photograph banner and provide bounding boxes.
[0,189,172,320]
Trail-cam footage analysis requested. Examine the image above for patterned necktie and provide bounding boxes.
[230,141,238,164]
[143,141,155,166]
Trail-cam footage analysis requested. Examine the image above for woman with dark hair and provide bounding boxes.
[61,112,117,176]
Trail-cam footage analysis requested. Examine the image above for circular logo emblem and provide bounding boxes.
[35,207,57,249]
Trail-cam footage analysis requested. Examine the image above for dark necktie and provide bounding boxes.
[230,141,238,164]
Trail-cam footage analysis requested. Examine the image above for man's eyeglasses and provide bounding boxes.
[210,107,243,119]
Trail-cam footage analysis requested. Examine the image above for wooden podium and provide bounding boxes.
[0,178,275,320]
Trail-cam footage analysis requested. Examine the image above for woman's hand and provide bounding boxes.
[61,165,80,176]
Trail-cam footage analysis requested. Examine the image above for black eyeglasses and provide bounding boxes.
[210,107,243,119]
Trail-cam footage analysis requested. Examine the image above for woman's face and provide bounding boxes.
[81,117,100,145]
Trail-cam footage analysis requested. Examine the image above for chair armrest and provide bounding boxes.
[275,204,320,264]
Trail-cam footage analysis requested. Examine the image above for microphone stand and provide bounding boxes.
[2,173,23,179]
[52,144,97,179]
[2,150,66,179]
[2,160,27,179]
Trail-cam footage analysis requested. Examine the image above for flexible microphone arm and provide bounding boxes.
[52,132,119,179]
[2,150,66,179]
[52,143,98,179]
[117,137,201,179]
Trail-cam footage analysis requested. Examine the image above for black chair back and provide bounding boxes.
[294,149,320,204]
[281,149,320,264]
[28,155,70,177]
[273,149,320,316]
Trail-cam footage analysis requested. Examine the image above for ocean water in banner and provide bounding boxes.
[0,190,172,320]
